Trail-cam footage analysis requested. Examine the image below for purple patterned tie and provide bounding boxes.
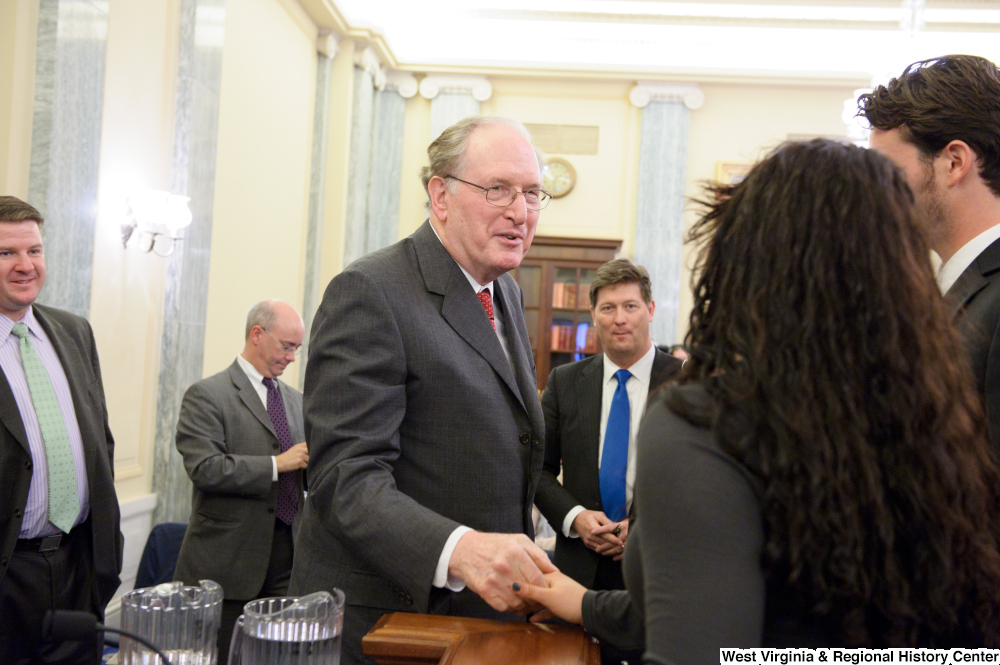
[263,378,298,525]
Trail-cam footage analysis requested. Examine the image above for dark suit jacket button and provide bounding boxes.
[1,557,7,566]
[24,461,31,470]
[272,443,279,450]
[519,432,530,444]
[14,509,22,518]
[267,508,275,514]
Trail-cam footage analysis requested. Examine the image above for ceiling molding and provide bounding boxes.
[293,0,936,88]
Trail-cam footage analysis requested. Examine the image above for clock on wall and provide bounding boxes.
[542,157,576,199]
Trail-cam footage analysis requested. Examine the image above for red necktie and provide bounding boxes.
[478,289,495,331]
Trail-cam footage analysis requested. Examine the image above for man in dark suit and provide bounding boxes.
[173,299,308,662]
[288,116,556,664]
[860,55,1000,455]
[0,196,122,664]
[536,258,681,665]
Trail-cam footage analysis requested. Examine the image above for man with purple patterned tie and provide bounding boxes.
[173,299,307,662]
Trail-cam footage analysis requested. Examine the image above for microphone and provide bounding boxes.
[43,610,174,665]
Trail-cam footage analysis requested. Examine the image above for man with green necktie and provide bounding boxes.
[0,196,122,664]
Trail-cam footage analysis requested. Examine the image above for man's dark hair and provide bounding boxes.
[857,54,1000,197]
[589,258,652,309]
[0,196,44,225]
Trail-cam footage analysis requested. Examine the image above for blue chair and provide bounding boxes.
[134,522,187,589]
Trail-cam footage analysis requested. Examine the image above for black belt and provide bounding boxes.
[16,533,65,553]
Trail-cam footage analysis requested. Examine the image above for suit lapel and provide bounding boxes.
[492,278,530,413]
[945,237,1000,319]
[0,367,30,454]
[413,221,525,411]
[229,362,276,437]
[580,356,604,478]
[946,262,989,319]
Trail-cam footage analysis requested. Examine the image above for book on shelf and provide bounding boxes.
[549,324,598,354]
[552,283,584,309]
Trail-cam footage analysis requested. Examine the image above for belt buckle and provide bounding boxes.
[38,534,62,553]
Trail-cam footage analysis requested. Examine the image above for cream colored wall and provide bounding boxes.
[202,0,318,387]
[90,0,182,502]
[678,82,858,338]
[0,0,38,197]
[485,78,641,253]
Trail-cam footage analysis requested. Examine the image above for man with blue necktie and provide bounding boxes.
[535,258,681,665]
[0,196,122,664]
[173,299,308,663]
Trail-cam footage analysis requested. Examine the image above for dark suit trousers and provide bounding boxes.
[0,520,103,665]
[217,520,294,664]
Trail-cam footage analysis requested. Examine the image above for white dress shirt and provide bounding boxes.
[236,354,280,482]
[0,308,90,538]
[562,344,656,537]
[938,224,1000,294]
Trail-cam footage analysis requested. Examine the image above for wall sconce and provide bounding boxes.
[123,190,193,257]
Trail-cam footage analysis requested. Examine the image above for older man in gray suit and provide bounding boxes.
[173,299,308,662]
[289,116,557,664]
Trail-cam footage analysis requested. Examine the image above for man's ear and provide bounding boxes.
[940,140,977,187]
[428,176,450,221]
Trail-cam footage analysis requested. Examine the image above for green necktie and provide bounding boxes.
[11,322,79,533]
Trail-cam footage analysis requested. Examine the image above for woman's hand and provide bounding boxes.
[512,571,587,625]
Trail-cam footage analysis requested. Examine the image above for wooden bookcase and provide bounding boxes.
[508,236,621,390]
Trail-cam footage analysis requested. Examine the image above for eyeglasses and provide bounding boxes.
[445,175,551,211]
[262,328,302,355]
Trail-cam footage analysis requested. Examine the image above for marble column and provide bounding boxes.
[29,0,109,319]
[420,75,491,141]
[300,47,334,390]
[342,66,375,267]
[365,85,407,255]
[629,83,704,346]
[342,56,413,268]
[151,0,227,525]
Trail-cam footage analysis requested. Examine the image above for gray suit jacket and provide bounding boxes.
[0,304,122,613]
[535,349,681,587]
[173,360,305,600]
[289,221,545,629]
[946,235,1000,459]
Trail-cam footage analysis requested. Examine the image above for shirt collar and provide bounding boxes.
[938,224,1000,294]
[237,354,267,386]
[428,220,494,298]
[603,343,656,386]
[1,306,39,340]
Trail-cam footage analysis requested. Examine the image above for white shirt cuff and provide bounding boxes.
[434,526,473,591]
[563,506,586,538]
[271,457,278,482]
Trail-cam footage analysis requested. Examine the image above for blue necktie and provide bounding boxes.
[600,368,631,522]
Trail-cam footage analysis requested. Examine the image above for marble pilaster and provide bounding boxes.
[151,0,227,525]
[300,52,333,390]
[342,66,375,268]
[632,100,690,346]
[429,93,480,143]
[29,0,109,319]
[365,89,406,255]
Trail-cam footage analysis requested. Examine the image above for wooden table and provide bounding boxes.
[362,612,601,665]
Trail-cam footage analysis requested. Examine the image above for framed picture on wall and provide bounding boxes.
[714,161,753,185]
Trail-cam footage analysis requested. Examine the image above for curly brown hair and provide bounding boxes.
[671,138,1000,646]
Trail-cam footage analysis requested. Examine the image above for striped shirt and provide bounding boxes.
[0,307,89,538]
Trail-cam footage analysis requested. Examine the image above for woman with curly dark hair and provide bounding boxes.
[515,139,1000,661]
